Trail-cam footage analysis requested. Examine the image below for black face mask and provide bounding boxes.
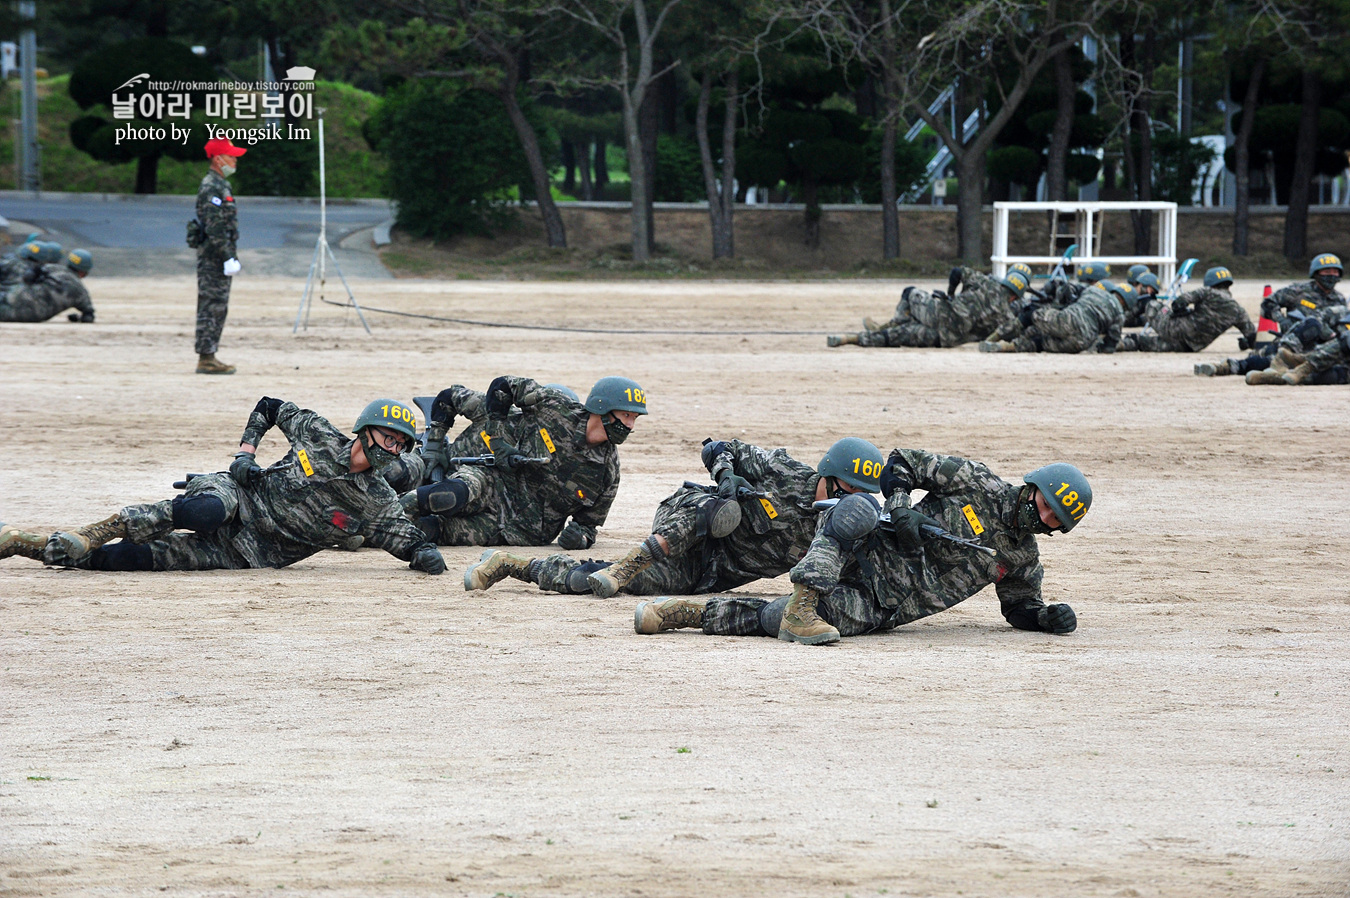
[359,431,399,471]
[1314,273,1341,292]
[602,413,633,445]
[1016,486,1057,535]
[828,477,852,499]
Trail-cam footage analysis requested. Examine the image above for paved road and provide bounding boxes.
[0,191,393,278]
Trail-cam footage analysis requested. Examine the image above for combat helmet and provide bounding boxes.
[1009,262,1034,281]
[36,241,63,263]
[66,249,93,276]
[1024,463,1092,532]
[1135,272,1160,294]
[585,376,647,445]
[1001,269,1031,298]
[1308,253,1342,278]
[817,437,884,494]
[1106,280,1139,315]
[353,399,419,470]
[1075,260,1109,282]
[1126,263,1150,285]
[1203,266,1233,289]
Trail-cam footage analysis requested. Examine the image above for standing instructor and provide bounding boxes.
[192,137,246,374]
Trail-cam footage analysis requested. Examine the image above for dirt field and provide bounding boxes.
[2,277,1347,897]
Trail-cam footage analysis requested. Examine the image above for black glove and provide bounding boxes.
[485,376,514,419]
[716,471,752,499]
[1018,305,1038,328]
[1237,336,1250,351]
[1171,299,1192,317]
[421,432,450,474]
[947,266,963,296]
[557,520,593,550]
[409,543,446,575]
[878,461,905,498]
[492,439,528,473]
[889,506,941,549]
[1038,603,1077,634]
[229,451,263,487]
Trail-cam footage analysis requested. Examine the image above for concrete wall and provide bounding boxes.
[534,203,1350,270]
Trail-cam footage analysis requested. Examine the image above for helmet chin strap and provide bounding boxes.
[602,413,632,445]
[1016,485,1057,535]
[358,429,398,471]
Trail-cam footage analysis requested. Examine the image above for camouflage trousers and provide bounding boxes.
[1012,306,1102,353]
[857,289,959,348]
[196,255,232,355]
[531,486,758,595]
[87,474,253,570]
[0,297,44,322]
[700,584,902,638]
[418,466,558,546]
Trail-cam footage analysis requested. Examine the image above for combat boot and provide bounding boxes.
[978,340,1015,353]
[1245,368,1290,385]
[826,334,859,347]
[1281,362,1315,385]
[588,535,664,598]
[463,549,536,591]
[0,523,47,561]
[1276,346,1306,370]
[45,513,129,565]
[777,583,839,645]
[634,597,708,634]
[196,353,237,375]
[1194,359,1227,376]
[862,316,882,332]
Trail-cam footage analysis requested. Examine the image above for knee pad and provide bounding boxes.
[565,560,611,594]
[757,596,789,637]
[87,540,156,571]
[700,497,742,539]
[418,479,469,515]
[171,495,227,532]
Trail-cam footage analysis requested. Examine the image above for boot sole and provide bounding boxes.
[634,602,652,634]
[777,628,840,645]
[462,548,496,591]
[587,571,620,599]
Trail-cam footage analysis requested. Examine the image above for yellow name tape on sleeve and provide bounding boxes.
[1301,298,1317,309]
[539,427,556,454]
[759,497,778,519]
[480,430,493,451]
[961,504,984,535]
[298,449,314,477]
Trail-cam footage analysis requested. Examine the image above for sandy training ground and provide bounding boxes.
[2,276,1347,897]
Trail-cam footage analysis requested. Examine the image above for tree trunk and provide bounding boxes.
[1129,29,1157,254]
[594,139,609,193]
[499,80,567,248]
[1232,56,1266,256]
[561,141,576,195]
[624,95,650,261]
[578,142,594,200]
[135,153,159,194]
[1283,67,1321,262]
[1046,47,1074,202]
[880,110,899,259]
[696,68,736,259]
[802,178,821,248]
[956,148,986,262]
[640,79,659,254]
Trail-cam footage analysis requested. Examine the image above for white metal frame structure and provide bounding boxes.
[990,201,1178,283]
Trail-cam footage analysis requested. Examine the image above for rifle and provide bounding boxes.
[682,480,772,501]
[411,396,448,482]
[450,454,551,468]
[813,498,997,556]
[172,473,206,490]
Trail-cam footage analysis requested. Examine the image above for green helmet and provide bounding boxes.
[817,437,884,494]
[17,241,43,263]
[1001,270,1030,298]
[1135,272,1160,293]
[66,248,92,275]
[1309,253,1342,277]
[36,241,63,263]
[1203,266,1233,289]
[1009,262,1034,281]
[1126,263,1150,285]
[1024,463,1092,532]
[1106,280,1138,314]
[584,376,648,416]
[1075,260,1109,282]
[353,398,419,441]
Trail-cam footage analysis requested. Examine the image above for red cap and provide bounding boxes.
[204,137,247,158]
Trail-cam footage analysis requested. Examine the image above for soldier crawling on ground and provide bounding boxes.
[461,438,886,609]
[0,247,95,323]
[632,450,1091,646]
[1245,321,1350,386]
[0,398,446,576]
[826,263,1033,349]
[402,375,645,548]
[1116,267,1256,353]
[980,277,1129,355]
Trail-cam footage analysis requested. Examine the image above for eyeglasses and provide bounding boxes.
[369,426,411,454]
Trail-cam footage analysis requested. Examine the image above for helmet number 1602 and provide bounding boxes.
[852,458,882,479]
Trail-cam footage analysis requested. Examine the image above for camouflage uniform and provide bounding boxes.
[1117,286,1256,352]
[415,377,619,546]
[857,268,1017,348]
[997,285,1123,353]
[0,252,39,289]
[531,440,822,594]
[75,400,435,570]
[0,264,95,322]
[195,170,238,355]
[699,450,1052,638]
[1295,330,1350,382]
[1261,280,1344,332]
